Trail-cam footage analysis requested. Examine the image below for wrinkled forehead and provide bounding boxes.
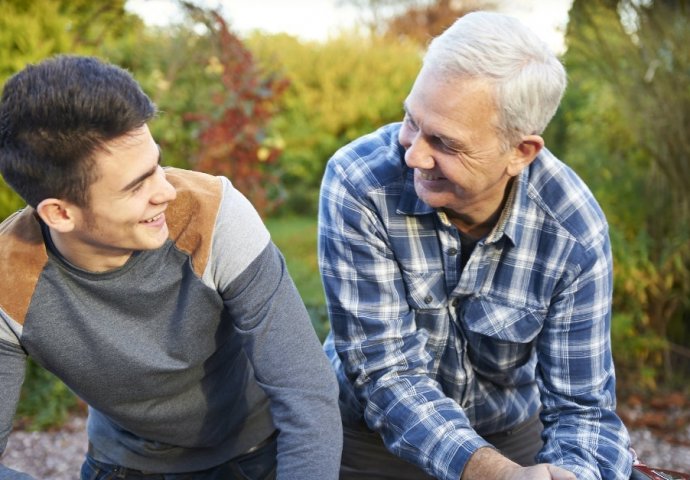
[406,67,500,133]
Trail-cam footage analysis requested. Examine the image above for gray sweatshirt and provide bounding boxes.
[0,168,342,479]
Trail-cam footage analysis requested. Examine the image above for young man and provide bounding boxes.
[0,55,341,479]
[319,11,633,480]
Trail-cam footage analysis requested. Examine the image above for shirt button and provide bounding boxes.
[447,247,458,256]
[424,295,433,304]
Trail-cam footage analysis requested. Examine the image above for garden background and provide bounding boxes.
[1,0,689,436]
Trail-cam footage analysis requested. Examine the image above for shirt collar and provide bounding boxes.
[499,161,530,247]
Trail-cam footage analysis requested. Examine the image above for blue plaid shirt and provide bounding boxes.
[319,123,633,480]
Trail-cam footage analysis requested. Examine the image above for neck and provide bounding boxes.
[443,208,500,240]
[48,228,132,272]
[443,178,514,240]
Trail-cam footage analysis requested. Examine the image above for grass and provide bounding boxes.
[265,215,325,307]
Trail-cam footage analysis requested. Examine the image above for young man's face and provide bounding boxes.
[66,124,177,271]
[398,67,524,219]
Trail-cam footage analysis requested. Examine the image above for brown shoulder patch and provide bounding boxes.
[164,168,222,278]
[0,208,49,325]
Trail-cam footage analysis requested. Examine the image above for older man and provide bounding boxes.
[319,11,633,480]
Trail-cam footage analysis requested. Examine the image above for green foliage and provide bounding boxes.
[0,179,25,219]
[16,359,80,431]
[100,26,219,171]
[0,0,71,84]
[563,0,690,389]
[248,33,422,214]
[611,313,667,393]
[1,2,423,219]
[0,0,143,84]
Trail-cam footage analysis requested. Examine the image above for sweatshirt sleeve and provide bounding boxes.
[207,178,342,479]
[0,337,35,480]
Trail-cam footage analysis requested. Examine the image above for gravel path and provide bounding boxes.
[3,416,87,479]
[2,415,690,479]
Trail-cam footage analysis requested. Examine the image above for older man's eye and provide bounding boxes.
[403,114,419,131]
[430,137,456,153]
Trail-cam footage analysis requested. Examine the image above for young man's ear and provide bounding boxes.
[36,198,76,233]
[507,134,544,177]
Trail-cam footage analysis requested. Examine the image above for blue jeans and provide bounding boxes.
[80,435,277,480]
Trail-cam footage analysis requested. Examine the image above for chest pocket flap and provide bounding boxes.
[461,297,546,382]
[462,297,545,343]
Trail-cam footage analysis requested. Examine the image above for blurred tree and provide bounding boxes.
[100,23,220,173]
[568,0,689,206]
[58,0,144,47]
[1,2,294,213]
[384,0,497,43]
[337,0,416,36]
[248,33,422,214]
[176,3,290,216]
[339,0,496,40]
[564,0,690,387]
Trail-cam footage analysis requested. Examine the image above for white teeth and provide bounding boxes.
[419,172,440,180]
[143,213,162,223]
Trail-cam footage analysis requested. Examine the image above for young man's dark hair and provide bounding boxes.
[0,55,155,208]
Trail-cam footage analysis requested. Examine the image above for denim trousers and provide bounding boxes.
[80,434,277,480]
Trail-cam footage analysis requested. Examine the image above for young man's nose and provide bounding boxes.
[151,169,177,204]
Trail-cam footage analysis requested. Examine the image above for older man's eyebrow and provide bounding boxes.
[403,102,466,151]
[402,101,414,118]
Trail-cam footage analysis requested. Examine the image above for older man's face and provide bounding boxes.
[399,67,522,224]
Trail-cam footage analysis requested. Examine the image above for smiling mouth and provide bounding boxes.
[141,213,164,224]
[418,171,446,181]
